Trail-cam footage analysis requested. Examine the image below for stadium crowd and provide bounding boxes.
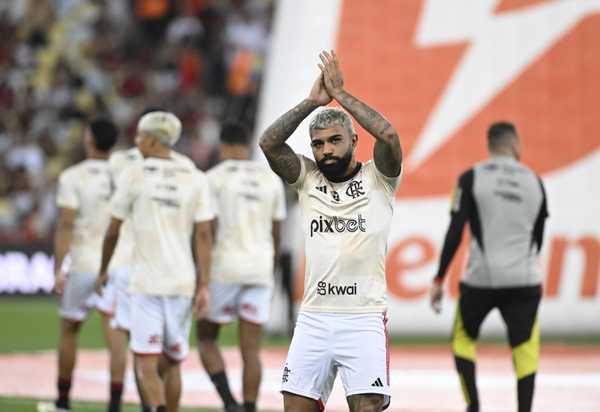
[0,0,274,243]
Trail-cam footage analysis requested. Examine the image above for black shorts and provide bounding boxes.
[456,282,541,347]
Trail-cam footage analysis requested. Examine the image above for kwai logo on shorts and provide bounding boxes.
[317,280,358,296]
[309,214,367,237]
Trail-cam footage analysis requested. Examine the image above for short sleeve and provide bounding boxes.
[272,177,287,221]
[56,170,79,209]
[289,155,314,191]
[371,161,401,197]
[206,169,220,218]
[194,173,216,222]
[110,167,137,220]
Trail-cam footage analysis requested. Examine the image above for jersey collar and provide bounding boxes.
[326,162,363,183]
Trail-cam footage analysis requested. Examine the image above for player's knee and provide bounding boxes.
[452,329,476,361]
[348,393,385,412]
[135,357,159,381]
[61,319,82,334]
[512,346,539,379]
[283,392,320,412]
[196,320,219,343]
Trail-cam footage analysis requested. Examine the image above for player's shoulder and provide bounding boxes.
[298,154,318,178]
[189,163,209,184]
[206,159,230,178]
[171,152,197,170]
[363,160,401,192]
[458,166,476,180]
[120,158,145,180]
[59,163,80,178]
[250,161,285,190]
[245,160,280,178]
[59,160,89,181]
[110,147,140,162]
[110,148,141,176]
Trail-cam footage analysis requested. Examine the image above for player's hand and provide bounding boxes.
[430,279,444,314]
[194,285,210,318]
[318,50,344,98]
[94,272,108,296]
[53,272,66,295]
[307,73,332,106]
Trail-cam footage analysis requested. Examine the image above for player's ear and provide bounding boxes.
[352,133,358,148]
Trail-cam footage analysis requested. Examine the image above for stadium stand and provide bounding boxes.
[0,0,274,242]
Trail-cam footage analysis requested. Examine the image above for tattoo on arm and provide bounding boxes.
[259,99,319,183]
[335,90,402,177]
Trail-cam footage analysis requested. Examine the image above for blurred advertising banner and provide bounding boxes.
[258,0,600,335]
[0,242,54,294]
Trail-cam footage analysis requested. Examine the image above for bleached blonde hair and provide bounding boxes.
[309,107,356,137]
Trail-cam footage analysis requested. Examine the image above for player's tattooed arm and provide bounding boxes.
[259,74,331,183]
[319,50,402,177]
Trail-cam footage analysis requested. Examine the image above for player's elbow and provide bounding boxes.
[258,136,270,153]
[106,217,122,238]
[104,228,119,244]
[195,222,213,245]
[258,133,278,155]
[58,219,74,233]
[381,130,399,146]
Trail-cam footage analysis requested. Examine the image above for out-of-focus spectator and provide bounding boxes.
[0,0,275,242]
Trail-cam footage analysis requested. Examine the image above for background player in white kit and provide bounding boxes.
[259,51,402,412]
[39,118,123,412]
[95,111,214,412]
[105,111,200,412]
[196,122,286,412]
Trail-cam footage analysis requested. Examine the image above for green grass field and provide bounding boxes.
[0,295,291,353]
[1,295,599,412]
[0,295,289,412]
[2,295,598,353]
[0,397,210,412]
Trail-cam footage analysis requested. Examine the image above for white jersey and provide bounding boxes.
[108,148,198,268]
[207,160,286,286]
[292,156,400,313]
[110,155,214,297]
[56,159,119,274]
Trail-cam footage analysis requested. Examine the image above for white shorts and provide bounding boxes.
[59,272,115,321]
[95,273,116,315]
[281,311,390,410]
[130,294,193,362]
[205,281,272,325]
[110,267,131,331]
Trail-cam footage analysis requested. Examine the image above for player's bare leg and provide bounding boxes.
[55,318,82,410]
[239,318,262,412]
[135,354,166,410]
[197,319,241,411]
[133,356,152,412]
[283,392,320,412]
[347,394,385,412]
[158,355,181,412]
[101,313,128,412]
